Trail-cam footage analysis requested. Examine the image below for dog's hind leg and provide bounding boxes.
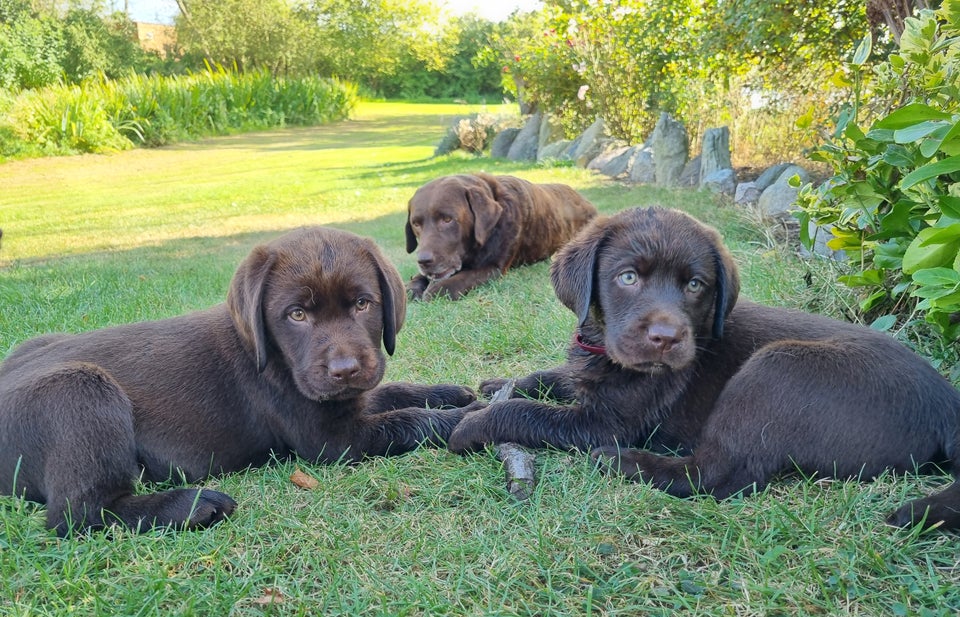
[590,444,764,499]
[10,363,234,535]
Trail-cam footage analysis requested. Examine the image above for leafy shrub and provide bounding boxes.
[796,2,960,340]
[3,67,358,155]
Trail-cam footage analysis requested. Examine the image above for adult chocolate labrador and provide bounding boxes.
[449,206,960,530]
[405,173,597,300]
[0,226,476,535]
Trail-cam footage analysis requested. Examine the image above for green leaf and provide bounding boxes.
[942,0,960,35]
[874,104,952,130]
[865,128,896,143]
[860,290,889,312]
[902,226,960,273]
[941,196,960,218]
[852,33,872,65]
[918,223,960,246]
[882,144,917,168]
[901,155,960,190]
[910,266,960,286]
[869,314,897,331]
[894,120,951,144]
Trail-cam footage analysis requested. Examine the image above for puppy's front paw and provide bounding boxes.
[480,378,511,398]
[188,489,238,529]
[446,407,494,454]
[426,384,476,408]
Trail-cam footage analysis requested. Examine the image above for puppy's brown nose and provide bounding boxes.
[647,323,682,352]
[328,357,361,381]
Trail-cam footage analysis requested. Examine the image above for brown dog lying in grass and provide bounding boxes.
[405,173,597,300]
[449,206,960,530]
[0,226,476,536]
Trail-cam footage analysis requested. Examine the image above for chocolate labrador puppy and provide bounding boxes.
[0,226,476,535]
[449,206,960,530]
[405,173,597,300]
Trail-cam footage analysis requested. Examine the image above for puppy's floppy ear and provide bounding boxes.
[228,246,277,372]
[551,217,608,327]
[710,240,740,339]
[404,201,418,253]
[364,241,406,356]
[466,174,504,246]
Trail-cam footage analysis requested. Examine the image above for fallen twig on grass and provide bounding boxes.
[489,380,537,501]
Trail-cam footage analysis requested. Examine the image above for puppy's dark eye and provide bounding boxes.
[411,220,422,229]
[439,215,453,225]
[355,298,370,311]
[618,270,638,286]
[686,278,704,293]
[289,308,307,322]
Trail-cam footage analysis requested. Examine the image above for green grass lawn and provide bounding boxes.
[1,101,958,616]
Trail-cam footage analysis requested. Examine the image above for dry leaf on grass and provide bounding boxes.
[251,588,284,606]
[290,468,319,490]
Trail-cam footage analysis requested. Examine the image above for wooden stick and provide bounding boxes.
[489,380,536,501]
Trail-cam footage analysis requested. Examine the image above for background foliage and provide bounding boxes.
[798,1,960,340]
[2,67,356,155]
[1,0,957,336]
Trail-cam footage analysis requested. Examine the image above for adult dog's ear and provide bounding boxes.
[551,217,608,327]
[228,246,277,372]
[365,241,406,356]
[467,174,504,246]
[710,239,740,339]
[404,201,418,253]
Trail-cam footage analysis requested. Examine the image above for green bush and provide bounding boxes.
[796,1,960,340]
[2,67,358,155]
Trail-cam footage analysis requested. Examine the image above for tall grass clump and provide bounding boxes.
[2,67,358,155]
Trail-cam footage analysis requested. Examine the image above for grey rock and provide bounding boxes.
[588,145,633,177]
[537,114,566,155]
[577,137,619,168]
[734,181,761,206]
[699,127,732,185]
[651,113,688,186]
[490,128,520,158]
[628,146,656,184]
[678,156,701,188]
[538,139,572,162]
[754,162,794,192]
[702,168,736,196]
[757,165,811,220]
[506,111,542,161]
[567,118,608,165]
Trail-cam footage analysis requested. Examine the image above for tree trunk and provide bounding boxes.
[174,0,216,66]
[866,0,933,43]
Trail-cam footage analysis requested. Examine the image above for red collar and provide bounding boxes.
[574,331,607,355]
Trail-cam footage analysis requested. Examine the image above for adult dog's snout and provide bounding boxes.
[416,249,435,269]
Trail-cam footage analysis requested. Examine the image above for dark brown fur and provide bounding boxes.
[405,173,597,300]
[448,206,960,530]
[0,227,475,536]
